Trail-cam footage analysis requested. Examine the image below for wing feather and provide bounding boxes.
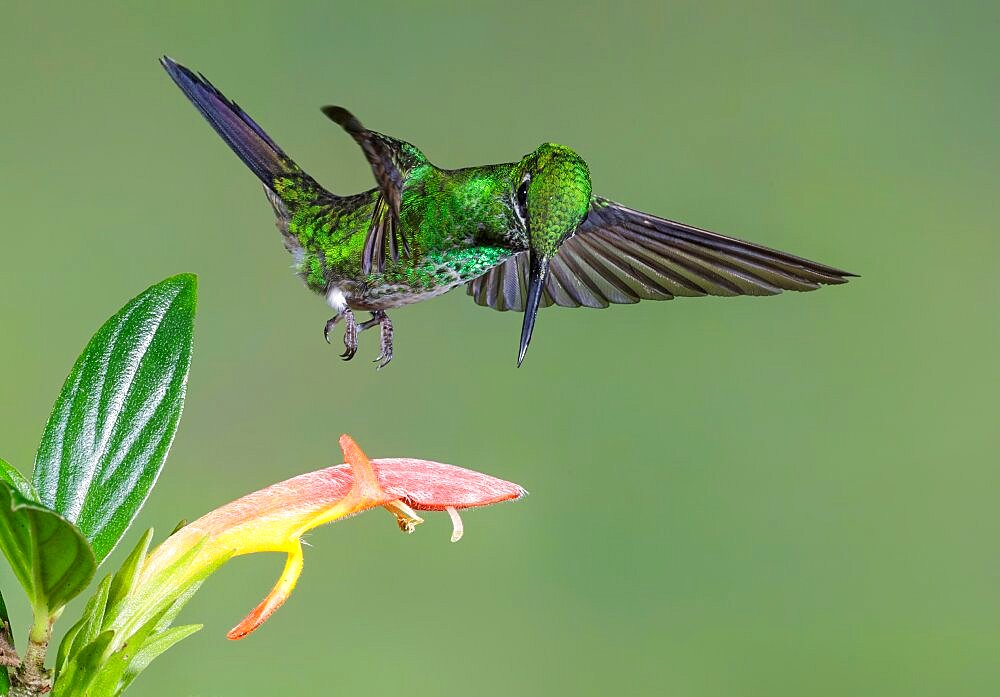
[466,196,854,311]
[322,106,426,275]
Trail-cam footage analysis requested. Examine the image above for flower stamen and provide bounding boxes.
[446,506,464,543]
[384,499,423,533]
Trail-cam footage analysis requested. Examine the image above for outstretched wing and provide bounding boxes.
[322,106,426,274]
[467,196,855,311]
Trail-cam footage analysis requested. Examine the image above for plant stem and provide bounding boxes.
[9,611,52,697]
[0,616,18,669]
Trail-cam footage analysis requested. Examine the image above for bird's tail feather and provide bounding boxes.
[160,56,310,192]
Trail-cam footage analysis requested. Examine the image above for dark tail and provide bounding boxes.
[160,56,303,190]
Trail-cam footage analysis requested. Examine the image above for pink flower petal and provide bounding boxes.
[140,435,526,641]
[370,458,527,511]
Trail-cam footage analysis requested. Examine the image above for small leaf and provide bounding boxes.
[0,481,96,614]
[55,616,82,678]
[51,630,115,697]
[33,274,197,564]
[151,580,202,634]
[96,604,173,694]
[121,624,201,691]
[106,529,154,615]
[87,646,130,697]
[0,458,35,501]
[75,630,115,673]
[66,575,113,665]
[115,537,224,639]
[55,532,224,696]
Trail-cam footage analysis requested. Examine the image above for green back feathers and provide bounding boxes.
[522,143,592,257]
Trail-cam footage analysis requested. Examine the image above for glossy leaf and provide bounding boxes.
[0,481,96,615]
[33,274,197,563]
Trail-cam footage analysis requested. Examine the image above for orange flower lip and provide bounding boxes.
[138,435,525,641]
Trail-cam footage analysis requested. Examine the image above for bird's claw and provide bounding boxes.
[323,316,340,344]
[325,309,359,360]
[340,311,358,361]
[372,312,394,370]
[323,309,392,367]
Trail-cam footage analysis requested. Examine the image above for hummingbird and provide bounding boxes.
[161,57,854,368]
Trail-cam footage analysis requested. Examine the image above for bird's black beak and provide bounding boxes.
[518,251,549,367]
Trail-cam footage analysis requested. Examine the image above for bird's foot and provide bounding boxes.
[375,313,394,369]
[360,310,394,369]
[324,309,359,361]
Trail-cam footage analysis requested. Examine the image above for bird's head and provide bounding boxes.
[514,143,592,366]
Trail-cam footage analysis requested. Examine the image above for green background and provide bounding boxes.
[1,2,997,695]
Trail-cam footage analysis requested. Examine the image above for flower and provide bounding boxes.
[138,435,526,639]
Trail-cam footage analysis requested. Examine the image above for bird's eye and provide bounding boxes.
[515,175,530,225]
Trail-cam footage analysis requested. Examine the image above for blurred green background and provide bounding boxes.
[1,1,997,695]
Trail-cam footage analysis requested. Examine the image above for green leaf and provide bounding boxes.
[64,575,112,667]
[33,274,197,564]
[0,458,35,501]
[120,624,202,692]
[51,630,115,697]
[57,528,155,680]
[150,579,202,634]
[55,615,83,678]
[106,529,154,615]
[86,643,129,697]
[58,527,155,682]
[54,529,230,696]
[93,606,174,695]
[112,537,214,640]
[0,481,96,615]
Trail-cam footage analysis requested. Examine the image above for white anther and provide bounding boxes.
[446,506,464,543]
